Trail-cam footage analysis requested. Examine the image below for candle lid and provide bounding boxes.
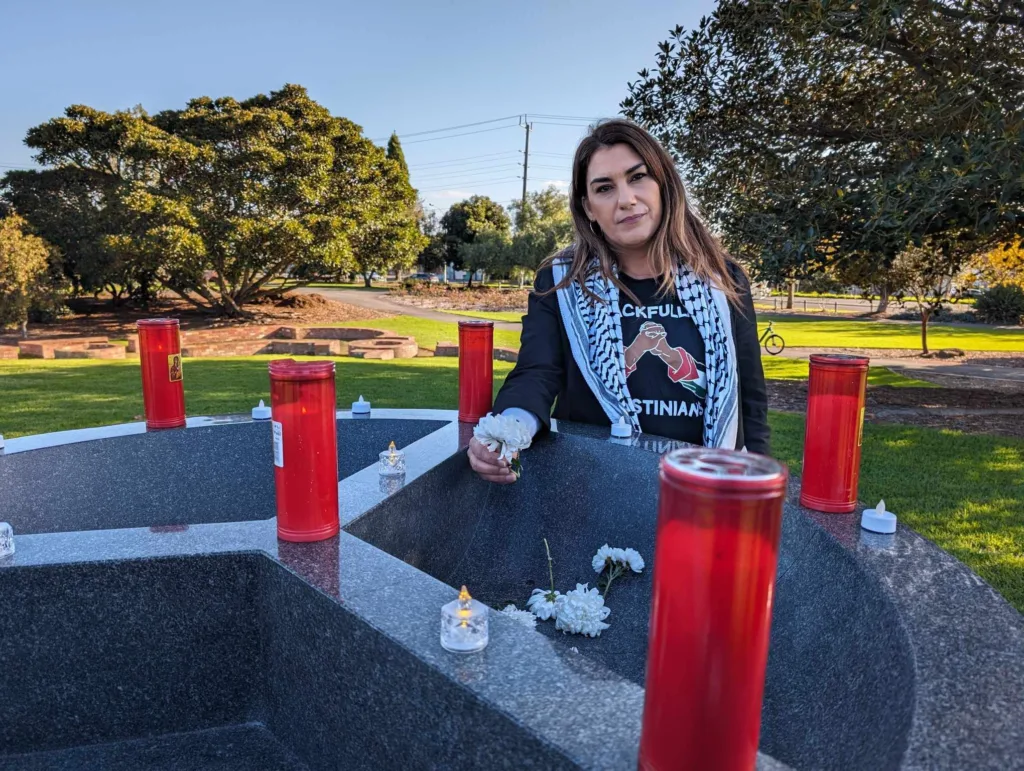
[661,448,788,495]
[809,353,870,368]
[268,359,335,381]
[136,318,180,328]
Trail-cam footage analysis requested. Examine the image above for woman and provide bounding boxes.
[469,119,769,484]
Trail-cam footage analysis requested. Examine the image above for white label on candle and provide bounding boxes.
[272,421,284,468]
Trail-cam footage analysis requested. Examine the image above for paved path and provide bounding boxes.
[299,287,522,332]
[775,347,1024,384]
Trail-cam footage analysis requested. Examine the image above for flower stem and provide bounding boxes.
[602,566,623,598]
[543,537,556,597]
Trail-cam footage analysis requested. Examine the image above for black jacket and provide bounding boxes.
[493,262,771,455]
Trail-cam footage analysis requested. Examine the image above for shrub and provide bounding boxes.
[974,284,1024,325]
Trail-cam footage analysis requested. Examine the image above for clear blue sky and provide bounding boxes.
[0,0,715,212]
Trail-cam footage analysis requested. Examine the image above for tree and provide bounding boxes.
[506,186,574,286]
[2,85,389,315]
[622,1,1024,294]
[971,240,1024,289]
[0,213,63,336]
[416,208,448,273]
[386,133,409,176]
[441,195,511,285]
[457,227,510,285]
[890,239,971,354]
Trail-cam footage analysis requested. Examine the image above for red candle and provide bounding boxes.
[639,448,788,771]
[458,320,493,423]
[800,353,869,513]
[136,319,186,430]
[268,359,339,542]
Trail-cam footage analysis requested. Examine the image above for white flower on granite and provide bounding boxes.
[621,548,645,573]
[501,604,538,629]
[474,413,533,478]
[527,588,561,620]
[592,544,645,599]
[554,584,611,638]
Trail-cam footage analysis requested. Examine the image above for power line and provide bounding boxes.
[375,114,522,142]
[418,176,521,192]
[527,113,605,122]
[413,164,521,181]
[529,151,574,158]
[532,121,595,128]
[402,123,522,145]
[409,151,519,168]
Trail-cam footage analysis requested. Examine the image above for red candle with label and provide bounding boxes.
[268,359,339,542]
[800,353,869,513]
[458,320,493,423]
[639,448,788,771]
[136,318,186,430]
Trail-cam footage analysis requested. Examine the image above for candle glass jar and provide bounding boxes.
[440,586,489,653]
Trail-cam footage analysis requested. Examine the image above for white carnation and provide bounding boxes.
[554,583,611,638]
[621,547,645,573]
[474,413,533,462]
[500,604,538,629]
[526,588,561,620]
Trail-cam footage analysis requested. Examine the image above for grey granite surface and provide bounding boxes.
[0,418,445,535]
[1,410,1022,770]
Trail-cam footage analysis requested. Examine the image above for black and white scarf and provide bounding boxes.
[553,255,740,449]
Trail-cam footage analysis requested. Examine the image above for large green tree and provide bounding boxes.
[440,195,511,286]
[2,85,400,315]
[349,133,426,287]
[622,0,1024,301]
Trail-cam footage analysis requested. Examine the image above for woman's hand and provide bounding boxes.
[467,437,517,484]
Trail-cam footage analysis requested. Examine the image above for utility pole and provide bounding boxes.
[521,119,532,227]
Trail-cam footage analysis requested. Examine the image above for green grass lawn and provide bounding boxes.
[332,317,524,352]
[425,310,1024,352]
[1,329,1020,613]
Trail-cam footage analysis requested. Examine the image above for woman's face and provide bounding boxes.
[582,143,662,252]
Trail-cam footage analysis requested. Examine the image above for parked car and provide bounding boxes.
[407,272,440,283]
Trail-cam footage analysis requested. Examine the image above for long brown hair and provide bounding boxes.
[543,118,741,306]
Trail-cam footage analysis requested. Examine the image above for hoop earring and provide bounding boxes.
[589,220,601,237]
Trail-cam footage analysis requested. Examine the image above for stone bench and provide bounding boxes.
[19,337,109,359]
[54,344,126,360]
[0,345,18,360]
[434,342,519,363]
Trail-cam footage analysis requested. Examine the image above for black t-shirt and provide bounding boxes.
[619,273,706,444]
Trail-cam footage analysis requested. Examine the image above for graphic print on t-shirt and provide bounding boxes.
[623,320,707,400]
[618,276,707,444]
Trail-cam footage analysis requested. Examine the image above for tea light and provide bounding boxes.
[352,395,371,417]
[440,585,489,653]
[861,499,897,534]
[251,400,272,420]
[0,522,14,558]
[378,473,406,496]
[379,441,406,476]
[610,416,632,438]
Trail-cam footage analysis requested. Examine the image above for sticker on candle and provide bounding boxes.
[168,354,183,383]
[272,420,284,468]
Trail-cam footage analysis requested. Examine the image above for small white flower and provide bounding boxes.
[592,544,616,573]
[526,588,560,620]
[554,583,611,638]
[501,604,538,629]
[621,547,645,573]
[474,413,533,463]
[570,646,580,654]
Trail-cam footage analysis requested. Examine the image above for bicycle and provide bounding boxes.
[758,321,785,355]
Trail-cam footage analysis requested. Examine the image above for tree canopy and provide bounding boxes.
[2,85,419,313]
[622,0,1024,290]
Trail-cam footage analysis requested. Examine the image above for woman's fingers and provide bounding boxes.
[468,438,517,483]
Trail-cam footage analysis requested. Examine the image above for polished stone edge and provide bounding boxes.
[6,410,1022,769]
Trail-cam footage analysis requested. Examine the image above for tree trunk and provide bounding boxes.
[20,320,28,339]
[877,283,890,314]
[467,271,474,288]
[787,279,795,310]
[363,274,372,288]
[920,308,930,355]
